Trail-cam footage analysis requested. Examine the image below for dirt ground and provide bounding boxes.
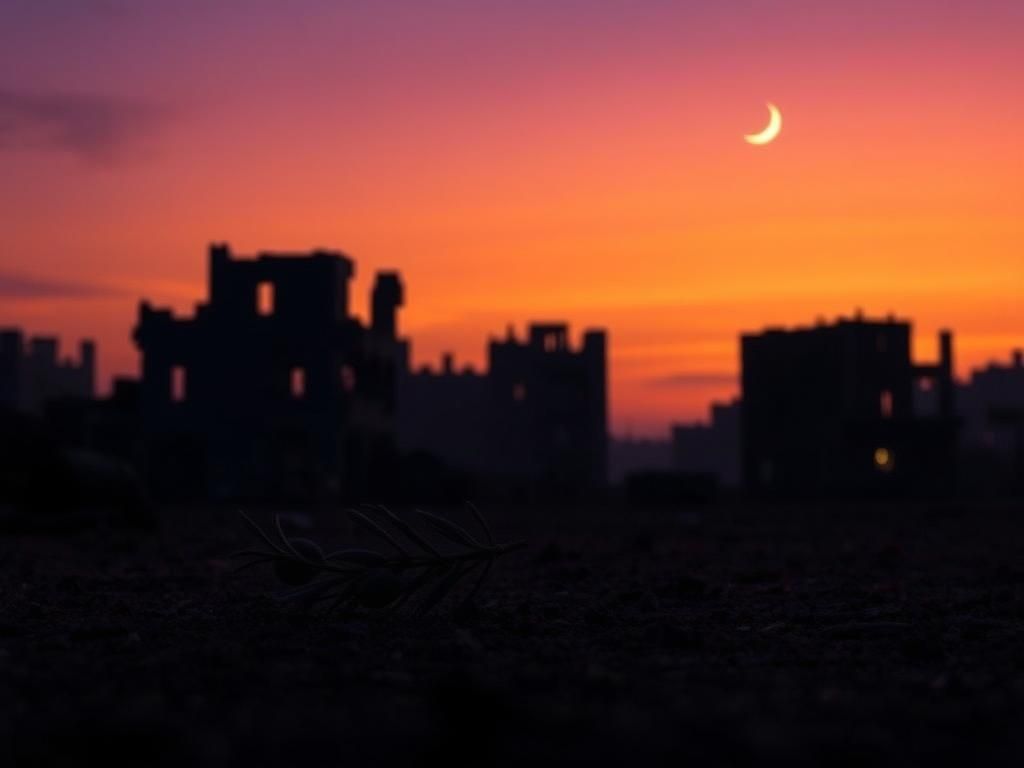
[4,499,1024,766]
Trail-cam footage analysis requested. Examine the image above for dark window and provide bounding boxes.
[880,390,893,418]
[341,365,356,393]
[171,366,187,402]
[257,281,275,316]
[290,367,306,399]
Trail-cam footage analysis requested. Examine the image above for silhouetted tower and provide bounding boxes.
[938,330,954,415]
[372,272,404,339]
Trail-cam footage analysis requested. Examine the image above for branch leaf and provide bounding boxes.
[275,514,307,560]
[235,504,516,617]
[365,503,441,557]
[347,508,411,556]
[466,501,494,546]
[413,508,481,549]
[239,511,289,555]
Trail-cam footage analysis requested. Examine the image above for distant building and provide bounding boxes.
[957,349,1024,491]
[133,244,401,499]
[741,314,956,497]
[0,328,95,412]
[399,323,608,493]
[672,398,740,488]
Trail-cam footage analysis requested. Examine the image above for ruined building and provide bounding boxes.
[399,323,608,494]
[132,244,607,499]
[741,315,957,496]
[134,244,401,498]
[0,328,95,412]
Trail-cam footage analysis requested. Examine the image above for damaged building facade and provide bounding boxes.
[133,244,608,499]
[134,244,401,498]
[741,314,957,497]
[398,323,608,494]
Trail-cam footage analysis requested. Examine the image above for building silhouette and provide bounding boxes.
[741,314,957,497]
[0,328,95,412]
[957,349,1024,492]
[133,244,400,499]
[399,323,608,494]
[672,398,740,488]
[7,235,1023,507]
[131,244,607,499]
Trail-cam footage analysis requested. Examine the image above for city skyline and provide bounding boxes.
[9,242,1023,499]
[2,0,1022,435]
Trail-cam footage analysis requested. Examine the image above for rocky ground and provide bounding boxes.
[3,499,1024,766]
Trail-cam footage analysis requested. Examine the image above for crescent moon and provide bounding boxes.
[744,103,782,146]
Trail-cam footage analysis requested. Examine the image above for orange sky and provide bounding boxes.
[1,1,1022,435]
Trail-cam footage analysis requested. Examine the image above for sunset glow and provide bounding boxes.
[2,0,1022,436]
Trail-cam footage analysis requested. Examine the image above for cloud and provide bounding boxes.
[0,272,121,300]
[0,88,165,163]
[648,372,737,388]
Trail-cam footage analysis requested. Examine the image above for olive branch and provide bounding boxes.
[230,503,525,616]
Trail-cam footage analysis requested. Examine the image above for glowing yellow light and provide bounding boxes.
[874,447,894,471]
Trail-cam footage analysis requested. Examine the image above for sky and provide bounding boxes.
[1,0,1022,436]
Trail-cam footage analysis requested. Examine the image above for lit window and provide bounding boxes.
[340,365,356,393]
[257,281,275,316]
[544,334,558,352]
[880,390,893,418]
[171,366,187,403]
[513,383,526,401]
[919,377,934,393]
[290,367,306,399]
[874,447,894,472]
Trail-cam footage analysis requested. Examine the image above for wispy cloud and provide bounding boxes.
[648,372,736,388]
[0,88,165,163]
[0,271,121,300]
